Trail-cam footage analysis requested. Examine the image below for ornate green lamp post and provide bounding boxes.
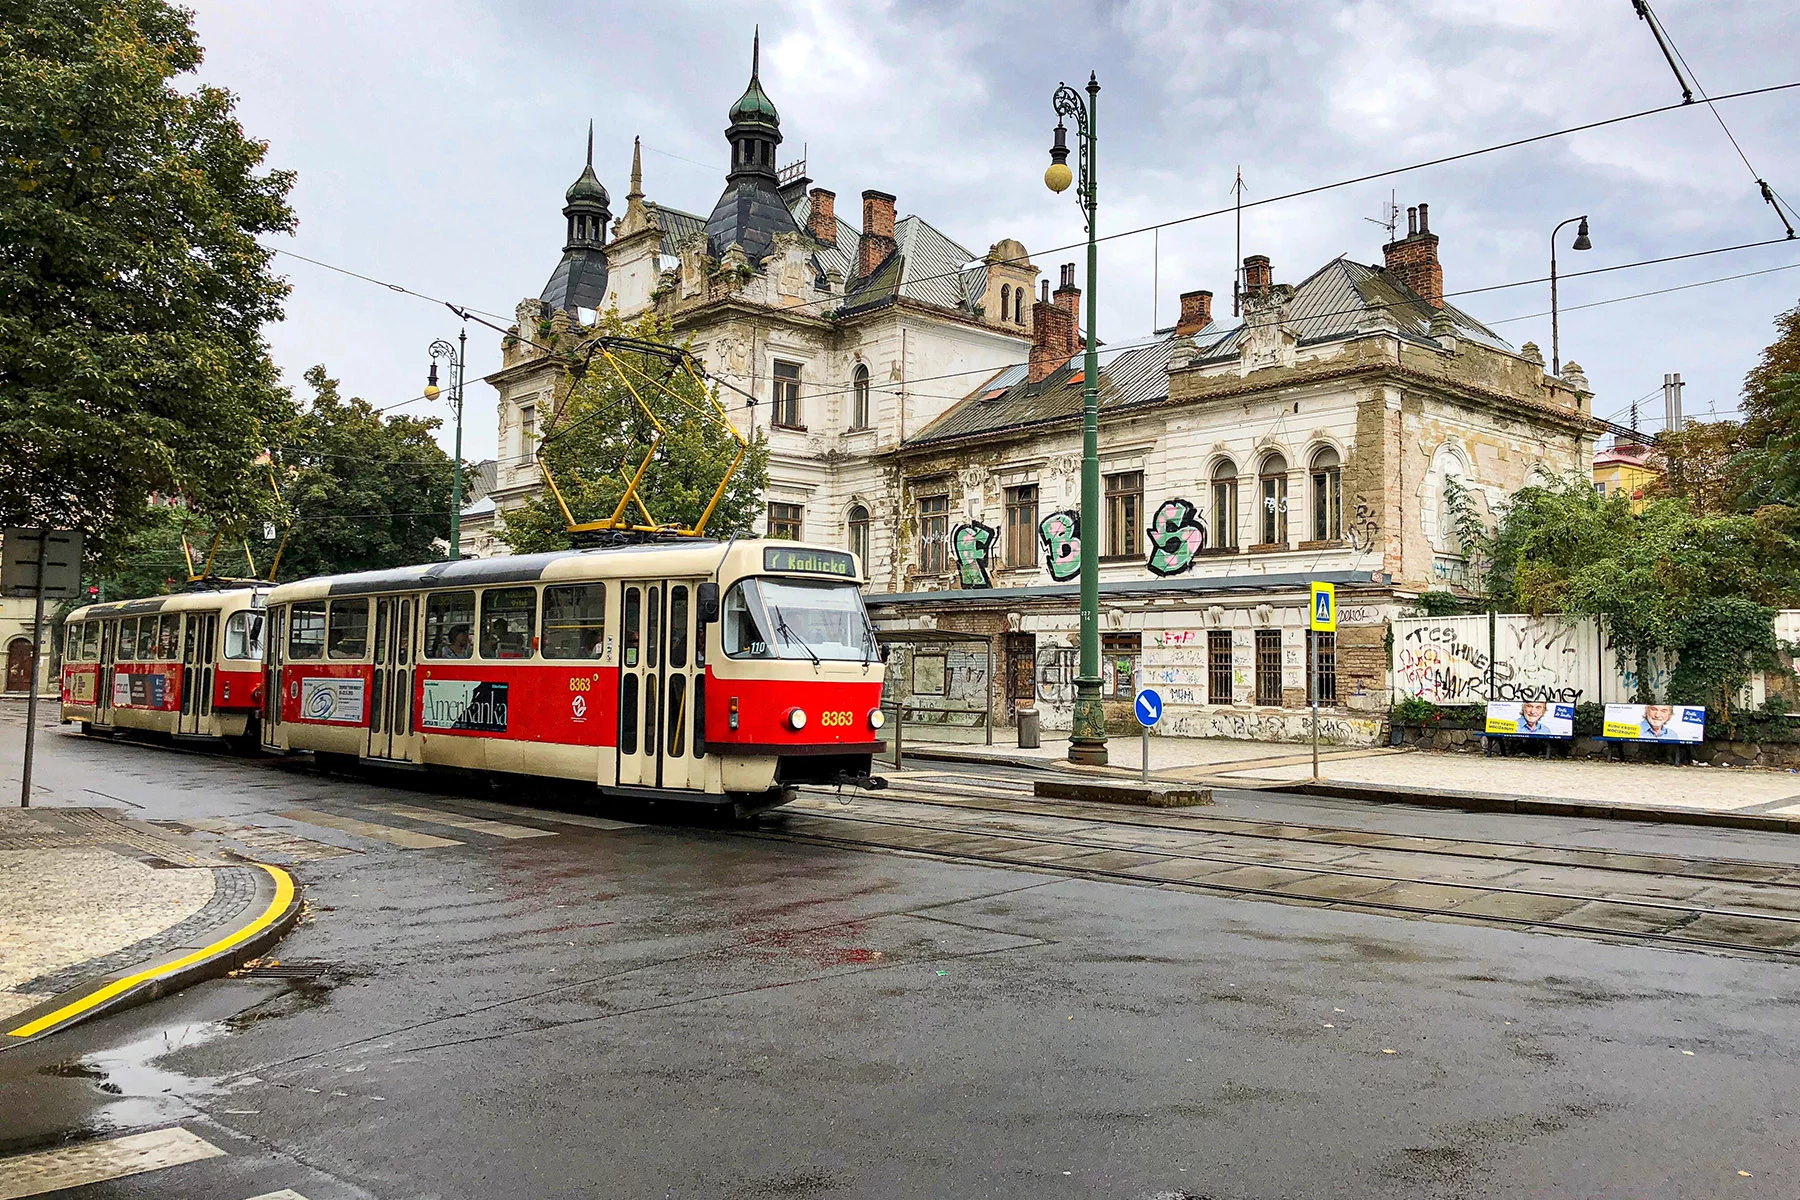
[424,328,466,560]
[1045,73,1107,765]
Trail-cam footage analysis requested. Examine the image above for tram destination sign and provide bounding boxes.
[764,546,857,578]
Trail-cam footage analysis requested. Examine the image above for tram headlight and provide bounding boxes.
[868,708,886,730]
[785,707,808,731]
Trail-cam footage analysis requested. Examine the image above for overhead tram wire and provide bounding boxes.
[262,78,1800,340]
[1634,1,1798,239]
[276,234,1800,471]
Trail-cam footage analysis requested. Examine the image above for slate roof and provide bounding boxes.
[1197,257,1511,360]
[786,191,859,281]
[704,177,807,266]
[910,335,1181,446]
[651,204,706,258]
[838,214,986,316]
[907,254,1515,448]
[540,247,610,312]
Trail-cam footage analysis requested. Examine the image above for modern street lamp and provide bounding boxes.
[1549,214,1591,378]
[1045,73,1107,767]
[424,327,467,560]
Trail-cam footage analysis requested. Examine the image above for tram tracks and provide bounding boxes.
[766,776,1800,962]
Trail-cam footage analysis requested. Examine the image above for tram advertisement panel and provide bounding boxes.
[66,668,98,705]
[300,676,366,724]
[421,679,510,733]
[112,668,177,710]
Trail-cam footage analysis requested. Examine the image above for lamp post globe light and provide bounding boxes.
[1549,215,1591,378]
[1047,73,1107,766]
[427,328,467,560]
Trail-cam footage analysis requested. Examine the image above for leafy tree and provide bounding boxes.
[501,312,769,554]
[270,367,455,580]
[0,0,297,563]
[1652,420,1738,514]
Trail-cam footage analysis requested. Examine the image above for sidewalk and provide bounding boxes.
[900,732,1800,824]
[0,806,300,1041]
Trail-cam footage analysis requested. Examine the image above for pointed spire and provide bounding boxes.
[628,136,642,200]
[586,118,593,167]
[752,25,760,80]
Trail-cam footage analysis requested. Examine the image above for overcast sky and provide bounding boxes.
[187,0,1800,463]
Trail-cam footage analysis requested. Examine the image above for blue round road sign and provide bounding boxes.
[1134,687,1163,727]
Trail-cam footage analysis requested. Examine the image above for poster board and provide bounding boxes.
[1602,703,1705,743]
[1484,701,1573,738]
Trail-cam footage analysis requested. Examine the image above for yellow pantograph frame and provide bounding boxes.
[179,458,293,583]
[536,340,749,537]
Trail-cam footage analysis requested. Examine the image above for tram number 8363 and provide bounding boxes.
[818,711,855,727]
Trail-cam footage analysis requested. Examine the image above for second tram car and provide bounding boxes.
[261,539,885,811]
[60,588,268,743]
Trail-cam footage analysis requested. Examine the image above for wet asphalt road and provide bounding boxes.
[4,713,1800,1199]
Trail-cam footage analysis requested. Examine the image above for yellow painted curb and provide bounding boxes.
[6,863,296,1040]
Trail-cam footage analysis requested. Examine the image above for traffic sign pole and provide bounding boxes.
[20,532,45,808]
[1308,582,1337,784]
[1310,629,1319,783]
[1132,678,1163,785]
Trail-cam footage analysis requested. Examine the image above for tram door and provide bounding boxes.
[616,580,703,791]
[367,594,421,762]
[96,620,116,726]
[180,613,203,735]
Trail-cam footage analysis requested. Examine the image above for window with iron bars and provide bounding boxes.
[1254,628,1283,706]
[1306,630,1337,704]
[1208,630,1234,705]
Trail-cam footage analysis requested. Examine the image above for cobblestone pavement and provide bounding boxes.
[915,733,1800,814]
[0,809,222,1023]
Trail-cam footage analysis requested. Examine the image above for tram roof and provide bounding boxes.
[264,538,863,603]
[66,585,267,623]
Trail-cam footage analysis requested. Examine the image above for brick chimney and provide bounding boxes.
[1242,255,1272,299]
[857,190,897,280]
[809,188,836,246]
[1029,265,1081,384]
[1053,262,1080,317]
[1383,202,1443,308]
[1176,289,1213,336]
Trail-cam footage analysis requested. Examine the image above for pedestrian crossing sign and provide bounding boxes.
[1309,582,1336,632]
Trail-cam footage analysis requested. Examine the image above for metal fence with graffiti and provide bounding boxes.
[1393,613,1691,705]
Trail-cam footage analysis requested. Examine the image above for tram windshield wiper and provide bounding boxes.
[770,606,821,666]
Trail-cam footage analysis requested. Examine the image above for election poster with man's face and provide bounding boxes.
[1601,704,1705,743]
[1485,701,1574,739]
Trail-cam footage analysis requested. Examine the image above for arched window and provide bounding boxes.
[1310,447,1342,541]
[847,504,871,564]
[998,284,1010,323]
[1211,459,1238,550]
[851,363,871,430]
[1258,452,1289,546]
[1015,289,1025,323]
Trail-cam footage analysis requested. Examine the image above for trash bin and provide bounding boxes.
[1017,707,1040,749]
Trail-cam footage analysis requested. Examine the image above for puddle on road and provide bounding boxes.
[40,1019,230,1131]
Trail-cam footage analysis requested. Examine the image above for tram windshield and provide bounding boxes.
[722,577,874,662]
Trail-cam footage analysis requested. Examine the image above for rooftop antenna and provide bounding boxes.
[1364,190,1400,242]
[1231,167,1247,316]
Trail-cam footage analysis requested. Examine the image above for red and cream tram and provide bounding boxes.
[61,588,268,743]
[260,539,885,812]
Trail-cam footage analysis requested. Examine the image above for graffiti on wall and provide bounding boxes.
[1347,496,1380,553]
[1492,618,1584,703]
[1035,644,1078,703]
[1145,499,1207,577]
[1394,620,1490,703]
[1037,510,1081,582]
[951,521,996,588]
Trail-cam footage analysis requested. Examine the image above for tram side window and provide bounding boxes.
[65,623,81,662]
[480,587,536,659]
[117,618,137,661]
[289,603,326,660]
[157,614,181,660]
[425,591,476,659]
[81,621,99,662]
[136,617,158,660]
[542,584,605,659]
[224,611,265,660]
[327,600,369,659]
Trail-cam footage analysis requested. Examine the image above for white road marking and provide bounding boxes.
[372,803,556,840]
[0,1127,224,1199]
[458,797,639,831]
[243,1190,311,1200]
[276,809,461,850]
